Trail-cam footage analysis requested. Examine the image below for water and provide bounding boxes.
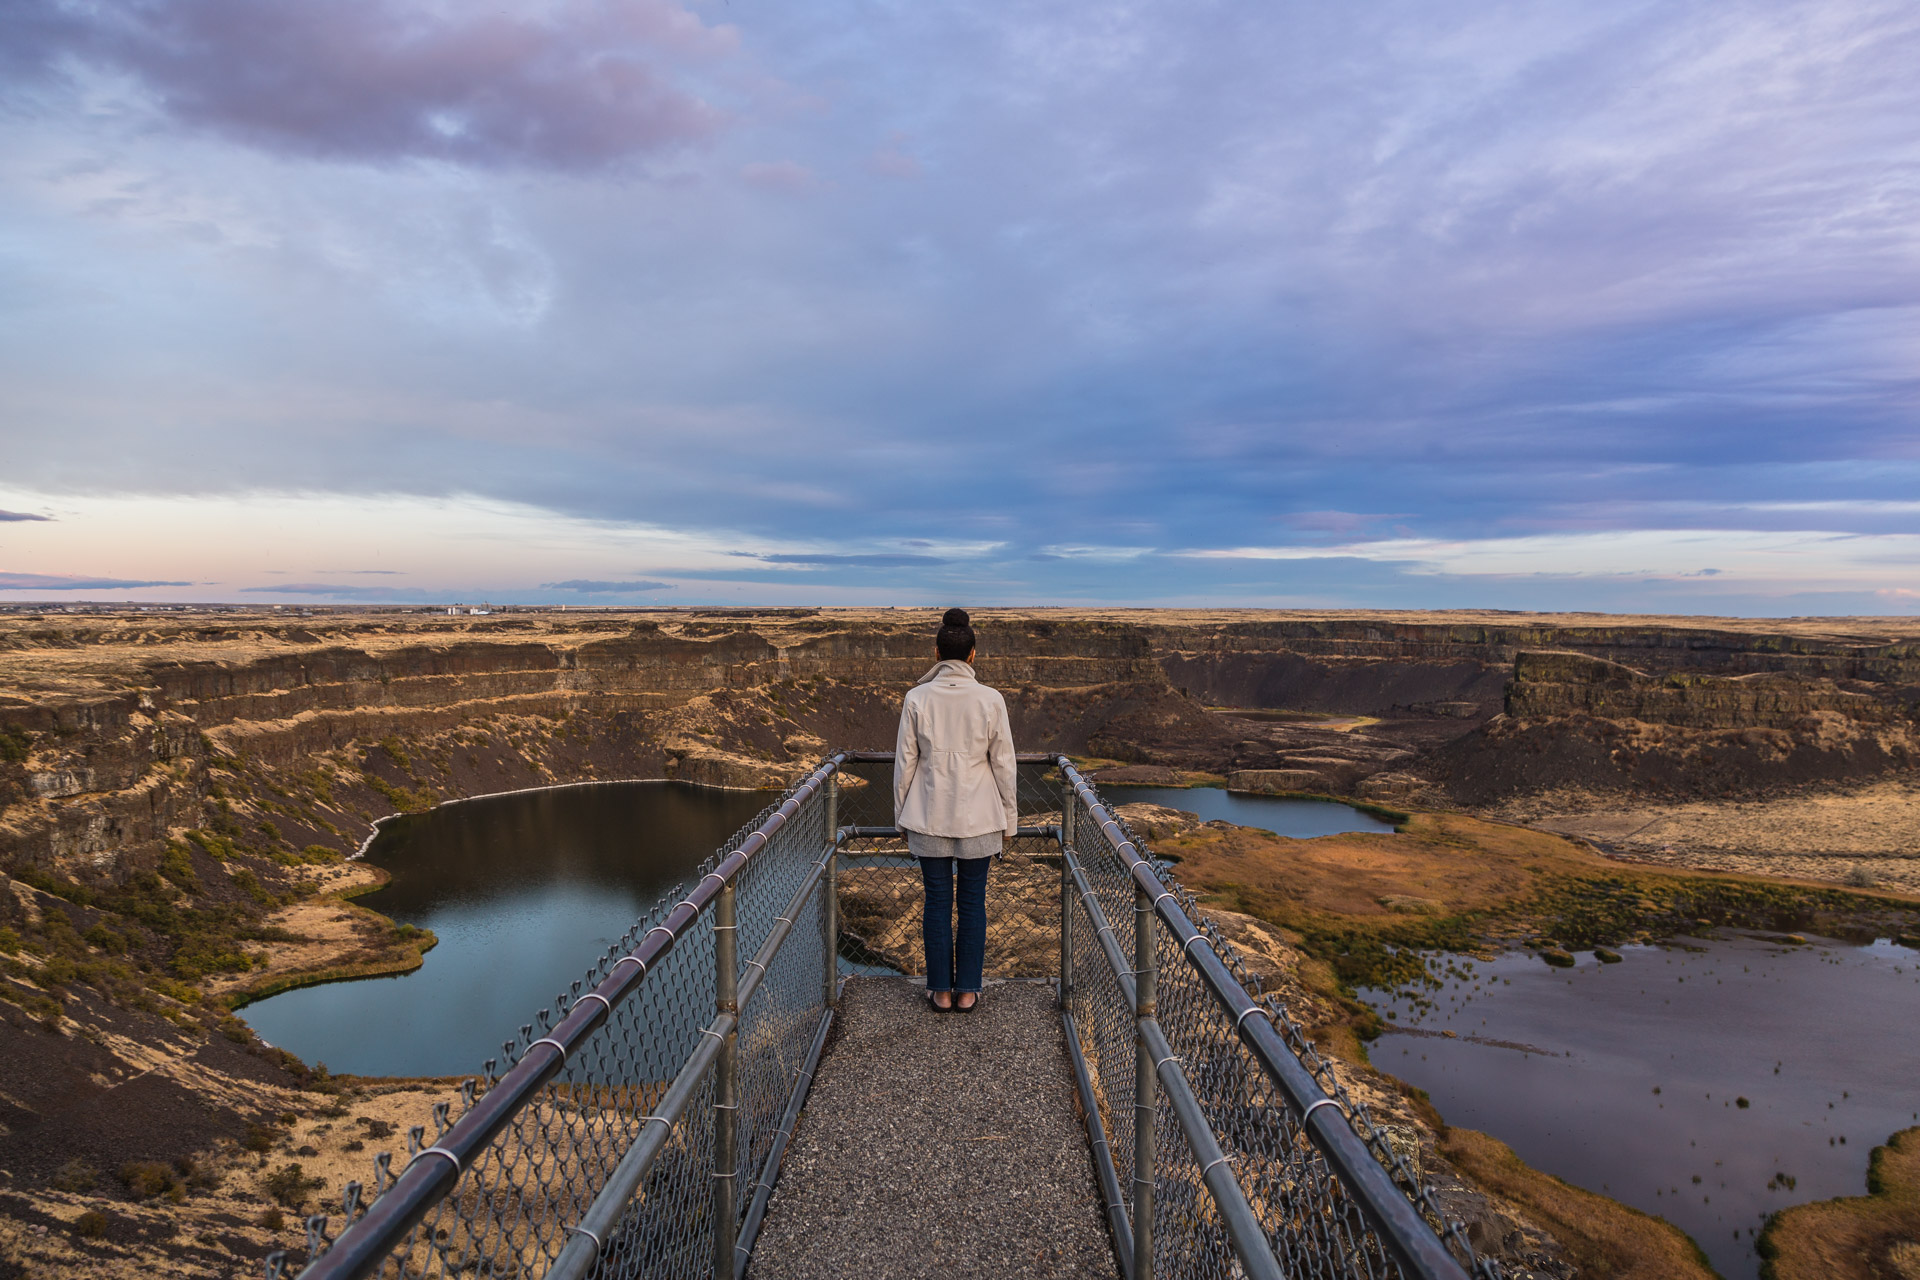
[1360,935,1920,1279]
[239,782,769,1078]
[1097,784,1399,838]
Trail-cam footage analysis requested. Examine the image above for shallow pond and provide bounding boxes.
[1360,935,1920,1280]
[239,782,768,1079]
[1097,784,1399,838]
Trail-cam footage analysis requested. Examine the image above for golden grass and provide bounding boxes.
[1758,1126,1920,1280]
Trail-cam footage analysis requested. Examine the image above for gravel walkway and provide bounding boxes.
[747,977,1119,1280]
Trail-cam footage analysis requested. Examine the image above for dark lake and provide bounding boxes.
[1097,784,1400,837]
[1359,935,1920,1280]
[239,782,769,1079]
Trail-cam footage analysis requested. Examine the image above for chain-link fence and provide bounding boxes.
[1055,760,1497,1280]
[283,758,845,1280]
[282,752,1492,1280]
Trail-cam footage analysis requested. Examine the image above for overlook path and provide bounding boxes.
[748,976,1119,1280]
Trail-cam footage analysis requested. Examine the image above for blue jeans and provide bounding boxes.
[920,856,990,994]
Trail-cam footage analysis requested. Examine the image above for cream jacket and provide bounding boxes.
[893,661,1020,839]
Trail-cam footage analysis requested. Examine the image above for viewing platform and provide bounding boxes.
[749,978,1114,1279]
[275,753,1494,1280]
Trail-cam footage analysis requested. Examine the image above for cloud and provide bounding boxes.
[5,0,736,169]
[0,571,192,590]
[0,510,52,523]
[239,582,429,600]
[740,161,814,192]
[540,579,672,592]
[314,569,403,575]
[742,554,952,568]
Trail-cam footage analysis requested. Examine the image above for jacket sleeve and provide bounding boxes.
[893,692,920,822]
[989,693,1018,837]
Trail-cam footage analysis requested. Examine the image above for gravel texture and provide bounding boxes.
[748,976,1119,1280]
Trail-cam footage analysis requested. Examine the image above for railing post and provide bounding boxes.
[1134,879,1156,1280]
[823,771,840,1010]
[1059,777,1075,1010]
[713,879,739,1280]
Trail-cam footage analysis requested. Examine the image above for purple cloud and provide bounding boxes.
[0,571,191,590]
[0,510,53,522]
[7,0,736,169]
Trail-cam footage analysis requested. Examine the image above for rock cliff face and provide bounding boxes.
[5,608,1919,889]
[1435,649,1919,803]
[0,615,1206,888]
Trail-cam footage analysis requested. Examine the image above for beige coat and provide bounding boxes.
[893,661,1020,839]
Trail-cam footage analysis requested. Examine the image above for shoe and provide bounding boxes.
[954,992,979,1014]
[926,990,954,1013]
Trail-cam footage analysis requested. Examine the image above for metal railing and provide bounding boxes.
[281,753,1494,1280]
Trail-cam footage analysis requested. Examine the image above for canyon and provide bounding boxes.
[3,605,1919,1277]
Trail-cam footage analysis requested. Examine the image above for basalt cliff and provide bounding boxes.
[6,608,1920,888]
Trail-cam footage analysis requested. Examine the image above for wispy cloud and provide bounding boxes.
[0,510,52,523]
[541,579,672,592]
[739,554,953,568]
[0,571,192,591]
[238,582,429,600]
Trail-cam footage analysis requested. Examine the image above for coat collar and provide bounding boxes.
[916,660,977,685]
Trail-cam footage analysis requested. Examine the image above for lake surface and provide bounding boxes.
[1359,936,1920,1280]
[1097,784,1399,837]
[240,782,769,1078]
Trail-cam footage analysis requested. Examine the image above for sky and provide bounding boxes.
[1,0,1917,614]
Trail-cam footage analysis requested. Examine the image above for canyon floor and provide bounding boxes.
[4,605,1919,1279]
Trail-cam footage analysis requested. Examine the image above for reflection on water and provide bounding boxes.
[1097,784,1398,838]
[239,782,769,1079]
[1361,936,1920,1280]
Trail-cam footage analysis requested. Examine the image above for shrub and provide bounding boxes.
[147,975,200,1005]
[378,736,411,770]
[262,1163,324,1210]
[35,954,77,989]
[51,1158,98,1192]
[11,866,94,906]
[185,829,236,861]
[71,1210,108,1239]
[0,725,33,763]
[243,1122,284,1153]
[228,868,275,907]
[258,820,282,844]
[119,1160,185,1203]
[83,923,128,954]
[0,926,19,954]
[357,1117,396,1140]
[175,1156,221,1191]
[158,844,201,893]
[259,1206,285,1231]
[300,844,344,865]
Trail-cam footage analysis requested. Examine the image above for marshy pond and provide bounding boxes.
[239,781,768,1078]
[1361,935,1920,1280]
[1097,783,1400,837]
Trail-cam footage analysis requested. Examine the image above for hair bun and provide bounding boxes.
[941,607,970,628]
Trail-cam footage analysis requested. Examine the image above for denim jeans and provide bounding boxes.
[920,856,990,994]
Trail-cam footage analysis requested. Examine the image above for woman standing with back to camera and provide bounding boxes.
[893,608,1019,1013]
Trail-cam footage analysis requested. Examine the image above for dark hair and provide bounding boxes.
[936,607,975,661]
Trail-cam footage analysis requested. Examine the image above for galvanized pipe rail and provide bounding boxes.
[1055,758,1470,1280]
[298,754,848,1280]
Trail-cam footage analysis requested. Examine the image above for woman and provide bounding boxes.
[893,608,1019,1013]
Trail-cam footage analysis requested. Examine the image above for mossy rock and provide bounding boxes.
[1595,948,1623,964]
[1541,949,1576,968]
